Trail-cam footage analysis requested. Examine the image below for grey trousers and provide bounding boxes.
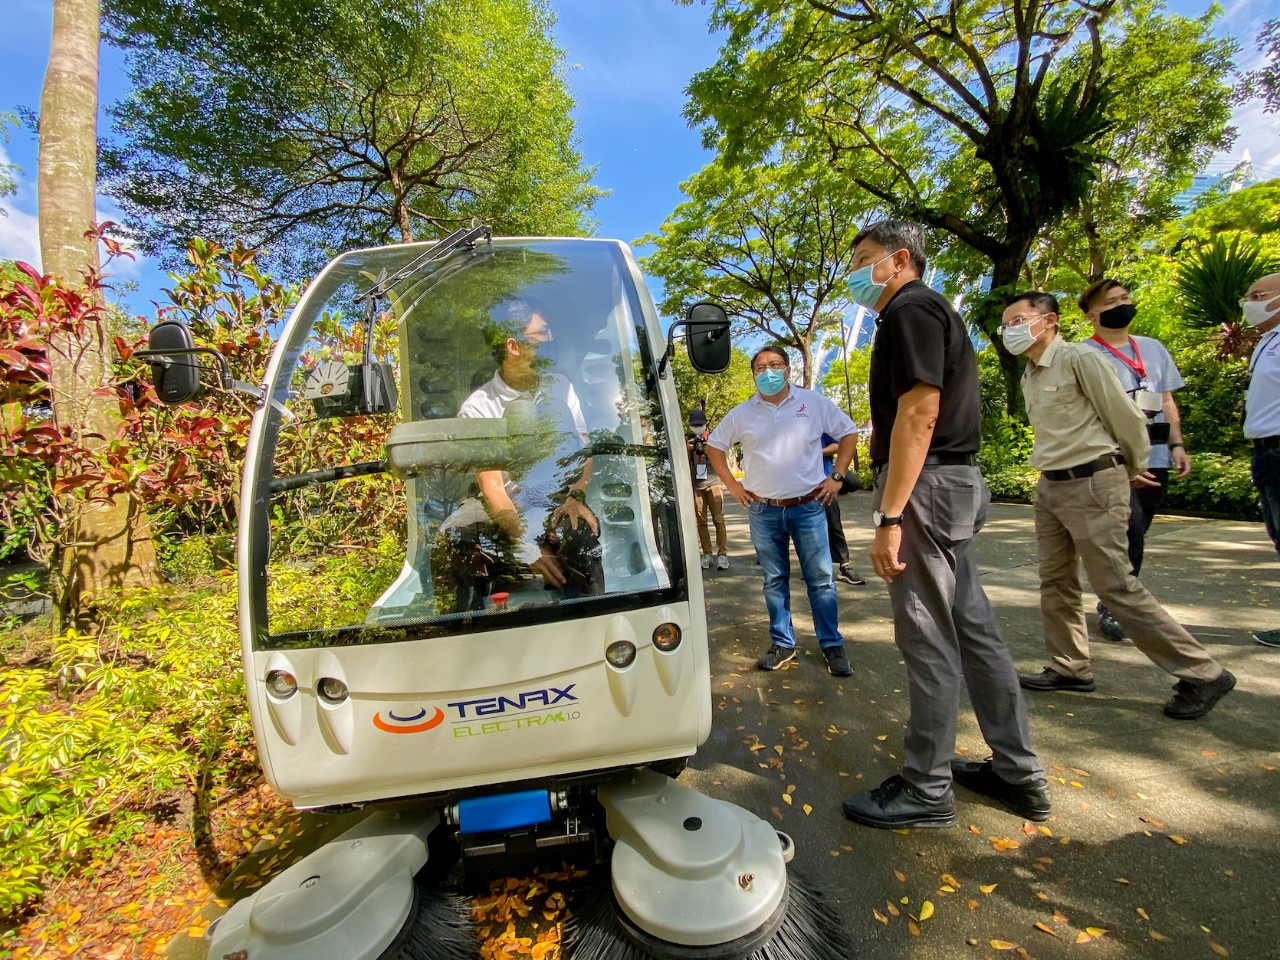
[874,465,1042,799]
[1035,464,1221,684]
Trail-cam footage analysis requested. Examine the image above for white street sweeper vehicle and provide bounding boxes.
[139,227,846,960]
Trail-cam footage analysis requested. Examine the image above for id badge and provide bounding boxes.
[1134,388,1162,414]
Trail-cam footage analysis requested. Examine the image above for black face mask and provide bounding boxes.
[1099,303,1137,329]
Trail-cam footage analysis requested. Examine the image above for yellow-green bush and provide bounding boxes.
[0,584,247,917]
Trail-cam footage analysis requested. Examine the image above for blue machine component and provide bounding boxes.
[457,790,553,835]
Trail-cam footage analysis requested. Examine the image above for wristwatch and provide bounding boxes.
[872,510,903,528]
[831,471,845,483]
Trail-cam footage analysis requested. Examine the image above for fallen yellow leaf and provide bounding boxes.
[872,909,888,925]
[941,873,960,888]
[894,870,907,882]
[989,939,1019,950]
[1137,907,1150,921]
[1085,927,1107,937]
[802,804,812,815]
[980,884,998,894]
[886,900,900,918]
[919,901,934,921]
[1076,932,1094,944]
[1149,930,1171,942]
[1169,835,1187,845]
[782,794,792,805]
[1034,921,1059,938]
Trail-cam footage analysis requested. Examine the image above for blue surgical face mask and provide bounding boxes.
[847,254,896,310]
[755,368,788,396]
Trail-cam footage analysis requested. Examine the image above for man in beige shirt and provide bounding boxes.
[1002,292,1235,720]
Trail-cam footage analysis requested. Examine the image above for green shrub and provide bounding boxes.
[1163,452,1260,520]
[1171,342,1251,458]
[0,583,248,917]
[984,464,1039,503]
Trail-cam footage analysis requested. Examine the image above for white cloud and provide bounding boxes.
[0,143,150,282]
[0,144,41,269]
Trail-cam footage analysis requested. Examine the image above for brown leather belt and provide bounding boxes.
[752,490,822,508]
[1042,453,1125,481]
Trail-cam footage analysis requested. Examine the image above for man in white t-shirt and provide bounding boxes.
[1242,273,1280,647]
[705,344,857,677]
[455,298,600,596]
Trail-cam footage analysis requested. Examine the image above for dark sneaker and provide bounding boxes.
[843,775,956,830]
[1252,629,1280,647]
[756,644,797,671]
[1096,601,1126,642]
[836,565,866,585]
[1163,669,1236,720]
[950,758,1052,822]
[1019,668,1096,693]
[823,644,852,677]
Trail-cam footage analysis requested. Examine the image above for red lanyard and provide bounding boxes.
[1090,334,1146,382]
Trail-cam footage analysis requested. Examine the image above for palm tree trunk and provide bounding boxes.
[39,0,155,625]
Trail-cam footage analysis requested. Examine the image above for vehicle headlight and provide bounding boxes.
[606,640,637,669]
[317,676,349,704]
[653,623,682,652]
[265,669,297,700]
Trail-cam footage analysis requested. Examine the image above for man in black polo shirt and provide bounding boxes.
[840,220,1048,831]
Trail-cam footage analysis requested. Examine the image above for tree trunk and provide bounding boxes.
[798,338,815,389]
[39,0,155,625]
[985,255,1028,422]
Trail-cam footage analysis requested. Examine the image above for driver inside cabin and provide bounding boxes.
[441,297,605,608]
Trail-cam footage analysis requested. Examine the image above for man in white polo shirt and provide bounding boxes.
[1242,272,1280,647]
[705,344,857,677]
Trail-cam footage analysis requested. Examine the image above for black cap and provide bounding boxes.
[688,409,707,427]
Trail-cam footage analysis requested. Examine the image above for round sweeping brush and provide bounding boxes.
[379,876,482,960]
[563,870,850,960]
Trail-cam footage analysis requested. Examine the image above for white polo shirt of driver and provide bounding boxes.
[708,386,856,500]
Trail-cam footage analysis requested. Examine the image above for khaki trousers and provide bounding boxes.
[693,484,727,556]
[1034,464,1221,684]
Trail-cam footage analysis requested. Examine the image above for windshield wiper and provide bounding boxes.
[354,223,492,305]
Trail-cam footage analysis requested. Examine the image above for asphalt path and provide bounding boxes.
[682,491,1280,959]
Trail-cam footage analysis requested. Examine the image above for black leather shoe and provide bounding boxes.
[950,758,1052,822]
[843,775,956,829]
[1163,670,1236,720]
[1019,668,1096,693]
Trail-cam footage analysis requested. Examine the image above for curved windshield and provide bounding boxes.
[250,239,683,649]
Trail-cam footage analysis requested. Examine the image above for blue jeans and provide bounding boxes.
[1252,447,1280,560]
[747,499,842,649]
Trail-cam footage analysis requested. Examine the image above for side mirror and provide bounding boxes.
[683,302,731,374]
[147,321,202,405]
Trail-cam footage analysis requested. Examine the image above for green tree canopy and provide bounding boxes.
[102,0,603,275]
[685,0,1122,409]
[639,157,872,388]
[819,345,871,427]
[1022,4,1237,293]
[673,344,756,427]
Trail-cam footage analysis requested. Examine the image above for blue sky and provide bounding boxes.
[1,0,1276,320]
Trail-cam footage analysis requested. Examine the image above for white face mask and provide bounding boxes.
[1242,297,1280,328]
[1001,317,1042,355]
